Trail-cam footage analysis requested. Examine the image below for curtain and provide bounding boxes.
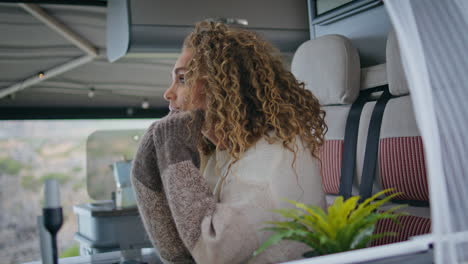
[385,0,468,263]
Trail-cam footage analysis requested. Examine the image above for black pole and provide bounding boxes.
[43,208,63,264]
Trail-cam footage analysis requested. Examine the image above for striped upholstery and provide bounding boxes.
[372,136,431,245]
[379,137,429,201]
[371,214,431,246]
[318,133,431,246]
[319,140,343,194]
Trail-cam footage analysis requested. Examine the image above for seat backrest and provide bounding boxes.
[359,30,431,245]
[356,30,430,205]
[291,34,361,199]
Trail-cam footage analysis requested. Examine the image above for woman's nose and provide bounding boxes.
[163,85,176,102]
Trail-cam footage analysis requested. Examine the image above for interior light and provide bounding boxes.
[141,98,150,109]
[88,88,95,98]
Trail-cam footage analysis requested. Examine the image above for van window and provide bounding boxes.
[316,0,355,15]
[0,119,154,264]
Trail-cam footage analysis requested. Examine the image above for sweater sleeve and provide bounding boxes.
[160,160,272,264]
[131,122,195,264]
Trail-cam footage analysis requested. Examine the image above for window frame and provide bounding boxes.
[308,0,383,26]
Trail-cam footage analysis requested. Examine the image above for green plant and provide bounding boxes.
[72,179,86,191]
[39,172,71,184]
[72,166,83,173]
[254,189,407,257]
[0,157,24,175]
[60,244,80,258]
[21,175,40,192]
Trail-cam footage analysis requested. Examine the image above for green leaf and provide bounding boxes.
[255,188,408,257]
[263,220,307,231]
[350,225,375,249]
[254,230,294,256]
[382,203,408,214]
[353,232,397,249]
[303,250,319,258]
[341,196,360,221]
[287,200,330,230]
[349,190,402,223]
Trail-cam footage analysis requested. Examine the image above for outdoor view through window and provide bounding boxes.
[0,119,154,264]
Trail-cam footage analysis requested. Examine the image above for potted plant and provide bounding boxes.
[254,189,406,258]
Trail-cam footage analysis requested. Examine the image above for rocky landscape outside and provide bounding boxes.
[0,119,153,264]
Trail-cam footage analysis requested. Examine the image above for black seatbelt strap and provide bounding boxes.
[338,88,375,199]
[359,87,392,202]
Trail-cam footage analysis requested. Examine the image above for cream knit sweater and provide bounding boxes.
[131,111,326,264]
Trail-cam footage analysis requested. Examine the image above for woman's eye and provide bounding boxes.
[178,75,185,84]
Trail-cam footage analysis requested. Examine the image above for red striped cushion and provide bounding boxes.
[379,137,429,201]
[319,140,343,194]
[371,215,431,246]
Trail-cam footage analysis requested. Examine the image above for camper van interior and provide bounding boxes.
[0,0,467,264]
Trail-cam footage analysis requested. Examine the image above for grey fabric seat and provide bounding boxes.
[360,30,431,245]
[291,34,361,202]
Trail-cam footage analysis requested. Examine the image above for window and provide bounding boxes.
[316,0,356,16]
[0,119,153,264]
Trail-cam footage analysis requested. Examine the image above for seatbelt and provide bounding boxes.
[358,87,392,202]
[338,88,375,199]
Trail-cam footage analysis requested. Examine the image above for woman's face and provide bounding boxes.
[163,49,206,112]
[164,48,221,146]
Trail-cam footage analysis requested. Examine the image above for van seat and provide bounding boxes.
[364,30,431,245]
[292,31,431,247]
[291,34,361,197]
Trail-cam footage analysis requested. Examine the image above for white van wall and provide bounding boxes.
[312,5,392,67]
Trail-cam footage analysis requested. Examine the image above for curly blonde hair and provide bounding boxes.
[184,21,327,163]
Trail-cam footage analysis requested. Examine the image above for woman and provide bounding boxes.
[131,21,327,264]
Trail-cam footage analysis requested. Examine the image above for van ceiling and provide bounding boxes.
[0,2,173,119]
[0,0,308,119]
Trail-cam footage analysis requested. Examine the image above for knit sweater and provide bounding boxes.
[131,111,326,264]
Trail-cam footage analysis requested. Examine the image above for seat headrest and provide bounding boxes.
[291,34,360,106]
[386,30,410,96]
